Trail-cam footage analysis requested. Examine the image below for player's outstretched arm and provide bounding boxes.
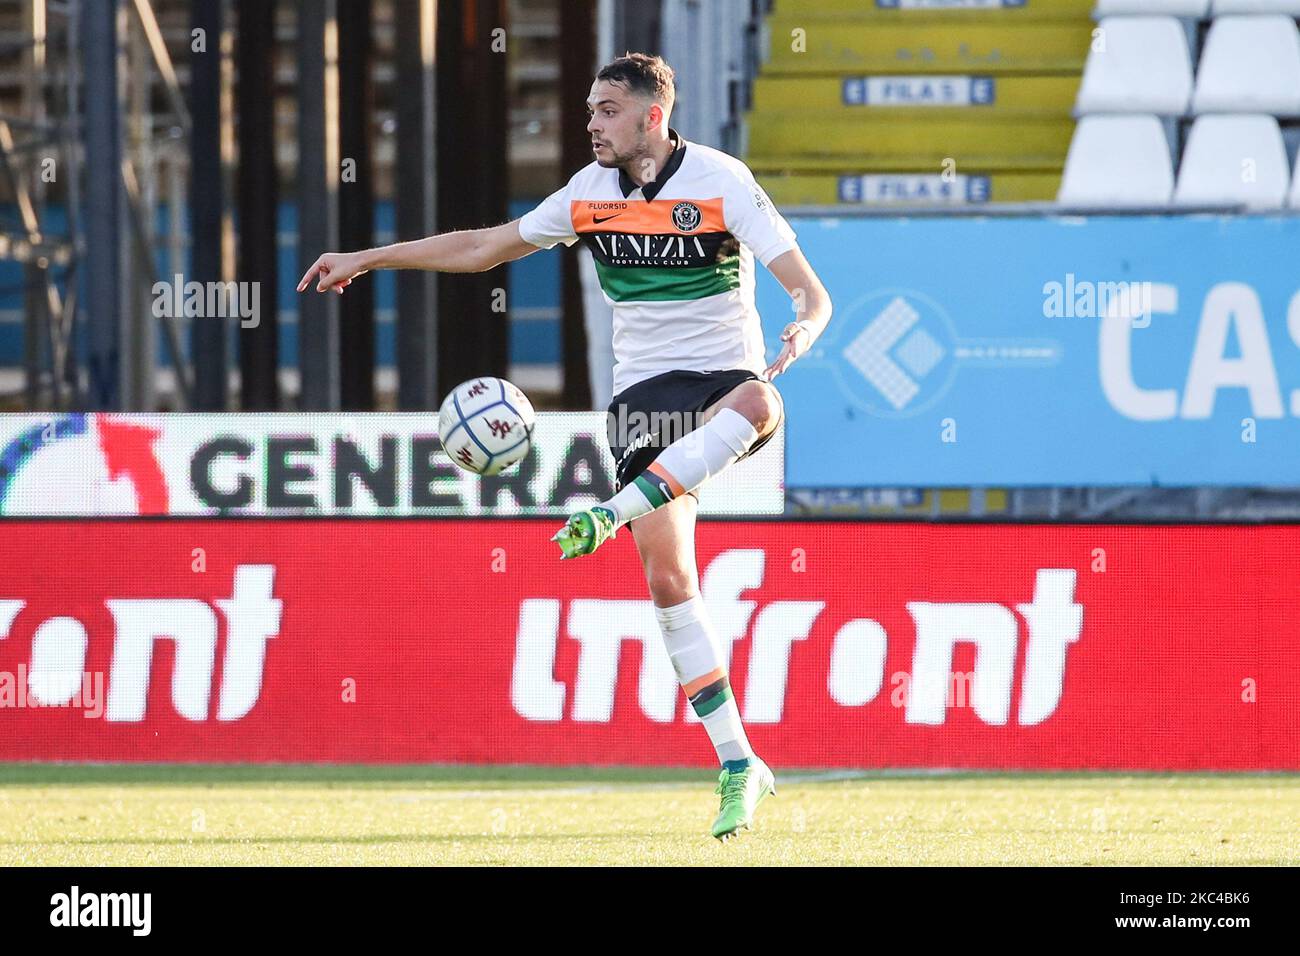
[296,219,538,294]
[763,247,833,381]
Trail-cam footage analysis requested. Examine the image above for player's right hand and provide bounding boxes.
[297,252,369,295]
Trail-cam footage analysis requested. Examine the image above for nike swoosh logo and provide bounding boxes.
[593,214,622,224]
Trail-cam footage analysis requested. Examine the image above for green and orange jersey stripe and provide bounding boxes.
[570,198,726,235]
[569,198,742,303]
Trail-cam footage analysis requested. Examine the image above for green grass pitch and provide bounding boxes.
[0,765,1296,866]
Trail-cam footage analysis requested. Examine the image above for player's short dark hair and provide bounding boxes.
[596,53,676,110]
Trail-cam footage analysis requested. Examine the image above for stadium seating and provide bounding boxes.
[752,1,1300,208]
[1060,4,1300,206]
[753,75,1081,114]
[762,18,1090,75]
[749,1,1094,206]
[1172,113,1290,208]
[1212,0,1300,13]
[1058,115,1176,206]
[747,114,1074,172]
[1190,15,1300,116]
[1075,17,1194,115]
[1094,0,1209,15]
[775,0,1096,15]
[759,172,1063,206]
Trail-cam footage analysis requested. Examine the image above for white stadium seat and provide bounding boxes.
[1173,114,1290,209]
[1191,16,1300,116]
[1058,115,1175,206]
[1093,0,1210,15]
[1212,0,1300,14]
[1290,152,1300,207]
[1076,17,1193,115]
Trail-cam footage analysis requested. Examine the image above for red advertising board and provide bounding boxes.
[0,521,1294,769]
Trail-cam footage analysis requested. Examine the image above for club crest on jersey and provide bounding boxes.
[671,202,702,233]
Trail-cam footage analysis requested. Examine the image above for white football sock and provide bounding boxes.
[607,408,759,525]
[654,594,755,766]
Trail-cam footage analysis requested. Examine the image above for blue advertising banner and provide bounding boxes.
[756,215,1300,486]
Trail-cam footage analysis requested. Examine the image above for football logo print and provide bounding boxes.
[671,201,702,233]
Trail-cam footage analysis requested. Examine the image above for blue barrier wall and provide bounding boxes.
[756,214,1300,487]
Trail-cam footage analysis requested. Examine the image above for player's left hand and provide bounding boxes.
[763,322,811,381]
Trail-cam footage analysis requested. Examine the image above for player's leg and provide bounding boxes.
[553,378,783,558]
[606,379,782,525]
[629,494,775,840]
[696,377,785,433]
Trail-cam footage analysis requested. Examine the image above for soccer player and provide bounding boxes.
[298,53,833,841]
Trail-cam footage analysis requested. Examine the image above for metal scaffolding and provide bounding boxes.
[1,0,192,411]
[1,0,77,408]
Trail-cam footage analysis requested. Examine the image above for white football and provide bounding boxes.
[437,377,536,476]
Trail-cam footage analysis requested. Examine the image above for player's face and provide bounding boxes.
[586,80,655,169]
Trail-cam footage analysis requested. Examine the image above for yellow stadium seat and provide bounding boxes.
[747,112,1075,170]
[756,171,1063,206]
[745,2,1089,202]
[763,18,1093,75]
[752,74,1079,115]
[772,0,1094,20]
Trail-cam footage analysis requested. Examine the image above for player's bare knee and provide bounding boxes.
[645,564,696,605]
[732,381,782,438]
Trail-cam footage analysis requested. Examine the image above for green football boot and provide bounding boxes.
[551,505,618,559]
[711,758,776,842]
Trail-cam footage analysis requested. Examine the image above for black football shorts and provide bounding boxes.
[604,368,781,495]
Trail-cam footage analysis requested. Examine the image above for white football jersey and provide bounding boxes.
[519,130,797,396]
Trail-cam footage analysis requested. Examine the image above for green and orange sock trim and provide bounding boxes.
[632,462,686,511]
[685,668,733,718]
